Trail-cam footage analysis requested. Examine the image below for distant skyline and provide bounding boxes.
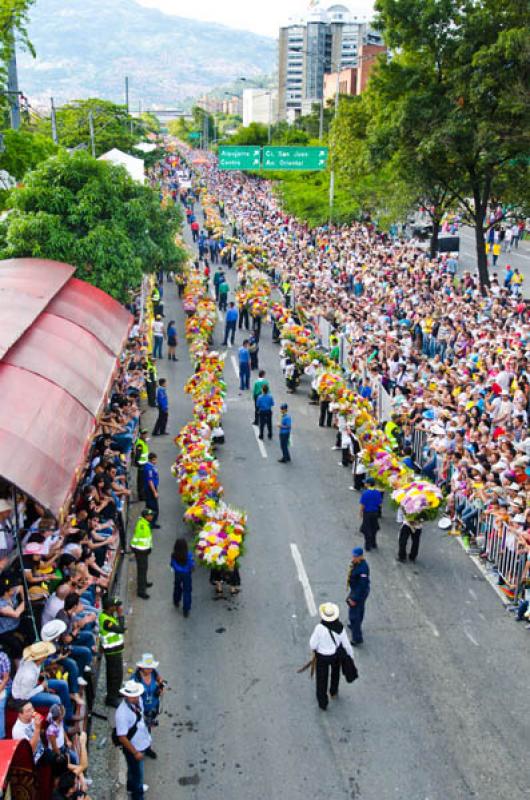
[136,0,377,37]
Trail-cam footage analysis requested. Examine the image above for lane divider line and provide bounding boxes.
[290,543,317,617]
[252,424,268,459]
[230,355,239,379]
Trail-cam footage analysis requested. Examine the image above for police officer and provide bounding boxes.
[99,596,126,707]
[346,547,370,646]
[143,453,160,527]
[144,358,157,408]
[134,429,149,502]
[131,509,154,599]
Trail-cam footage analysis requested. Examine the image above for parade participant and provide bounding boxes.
[130,510,154,600]
[249,333,259,371]
[218,276,229,311]
[134,429,149,503]
[359,477,383,551]
[397,519,423,563]
[278,403,292,463]
[151,315,164,359]
[152,379,169,437]
[170,538,194,616]
[309,602,354,710]
[257,383,274,441]
[115,681,153,800]
[222,302,238,346]
[252,370,269,426]
[166,320,178,361]
[99,596,125,707]
[213,267,223,302]
[143,453,160,527]
[347,548,371,646]
[133,653,166,739]
[238,340,251,391]
[238,298,250,331]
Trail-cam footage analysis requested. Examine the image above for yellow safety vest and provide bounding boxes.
[131,517,152,551]
[98,612,124,653]
[152,288,160,303]
[135,438,149,466]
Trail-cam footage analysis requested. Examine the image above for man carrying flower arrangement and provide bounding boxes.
[397,519,423,563]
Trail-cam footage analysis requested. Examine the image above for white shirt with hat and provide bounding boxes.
[115,699,151,752]
[11,660,43,701]
[309,623,353,657]
[152,320,164,338]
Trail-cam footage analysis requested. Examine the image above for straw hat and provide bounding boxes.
[23,641,56,662]
[319,602,339,622]
[0,499,12,514]
[119,680,145,698]
[136,653,159,670]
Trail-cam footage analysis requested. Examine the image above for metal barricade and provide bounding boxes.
[481,512,529,600]
[412,428,428,468]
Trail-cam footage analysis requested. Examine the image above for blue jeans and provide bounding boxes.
[124,749,145,800]
[0,689,8,738]
[516,599,529,620]
[153,336,163,359]
[279,433,291,462]
[348,599,366,644]
[239,363,250,390]
[31,679,73,722]
[173,572,192,612]
[70,644,93,674]
[223,322,236,346]
[61,657,80,693]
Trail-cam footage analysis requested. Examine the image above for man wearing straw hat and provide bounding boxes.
[309,603,354,710]
[115,680,153,800]
[11,641,80,725]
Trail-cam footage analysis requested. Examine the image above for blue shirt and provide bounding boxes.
[226,308,238,324]
[143,462,159,490]
[239,347,250,366]
[348,559,371,601]
[280,414,292,434]
[257,394,274,412]
[170,552,195,575]
[156,387,168,411]
[360,488,382,513]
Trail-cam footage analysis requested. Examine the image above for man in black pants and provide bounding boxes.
[397,520,422,562]
[319,398,333,427]
[257,384,274,440]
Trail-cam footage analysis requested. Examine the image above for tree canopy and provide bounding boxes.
[0,150,185,300]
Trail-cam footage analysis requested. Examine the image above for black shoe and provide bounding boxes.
[278,458,287,463]
[258,435,264,440]
[396,556,406,562]
[146,582,154,588]
[151,524,161,529]
[138,593,150,599]
[152,432,160,436]
[183,610,189,618]
[145,747,158,760]
[105,697,120,708]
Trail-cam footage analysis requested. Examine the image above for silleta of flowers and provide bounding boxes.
[176,247,249,570]
[391,482,443,522]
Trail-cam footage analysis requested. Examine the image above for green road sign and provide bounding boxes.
[261,146,329,171]
[218,146,261,171]
[188,132,201,140]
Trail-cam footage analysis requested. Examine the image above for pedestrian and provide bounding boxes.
[170,538,194,617]
[238,301,250,331]
[143,453,160,527]
[222,302,238,346]
[133,653,166,736]
[346,547,370,645]
[145,358,157,408]
[309,602,354,710]
[218,276,229,311]
[350,447,367,491]
[213,268,223,302]
[130,509,154,599]
[151,315,164,359]
[257,384,274,440]
[359,477,383,550]
[249,333,259,370]
[152,379,169,436]
[167,320,178,361]
[278,403,292,463]
[115,681,154,800]
[99,596,125,708]
[319,395,333,427]
[252,370,269,425]
[209,566,241,597]
[397,519,422,563]
[238,340,251,391]
[134,429,149,502]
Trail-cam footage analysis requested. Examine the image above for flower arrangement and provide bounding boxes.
[194,503,248,569]
[391,481,443,521]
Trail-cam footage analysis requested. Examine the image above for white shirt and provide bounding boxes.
[41,594,65,627]
[11,660,42,701]
[309,623,353,657]
[12,718,44,763]
[152,320,164,337]
[115,699,151,752]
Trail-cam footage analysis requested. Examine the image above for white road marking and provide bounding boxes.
[464,628,480,647]
[403,591,414,605]
[290,543,317,617]
[468,588,477,601]
[230,355,239,378]
[252,424,268,459]
[425,619,440,638]
[217,310,223,322]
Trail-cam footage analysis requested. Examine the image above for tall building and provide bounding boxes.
[278,4,384,120]
[242,89,279,127]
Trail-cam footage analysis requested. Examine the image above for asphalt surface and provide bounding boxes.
[458,226,530,295]
[121,216,530,800]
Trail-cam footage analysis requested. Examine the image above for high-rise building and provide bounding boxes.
[278,4,384,120]
[242,89,279,127]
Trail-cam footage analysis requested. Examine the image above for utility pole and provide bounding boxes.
[88,111,96,157]
[7,30,20,130]
[50,97,58,144]
[125,76,129,113]
[328,66,340,227]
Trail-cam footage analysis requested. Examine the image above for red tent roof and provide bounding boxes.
[0,258,132,518]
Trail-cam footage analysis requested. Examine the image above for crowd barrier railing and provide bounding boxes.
[480,511,529,600]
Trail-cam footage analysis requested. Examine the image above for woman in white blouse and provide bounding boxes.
[309,603,354,710]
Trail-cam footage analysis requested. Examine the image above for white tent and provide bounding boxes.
[98,148,145,183]
[134,142,157,153]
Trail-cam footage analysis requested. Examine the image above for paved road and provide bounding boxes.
[458,226,530,295]
[122,216,529,800]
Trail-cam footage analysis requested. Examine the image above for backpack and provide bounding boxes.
[111,704,142,748]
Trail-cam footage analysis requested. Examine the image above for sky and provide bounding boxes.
[136,0,376,37]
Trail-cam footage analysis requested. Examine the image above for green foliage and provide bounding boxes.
[227,122,269,146]
[0,128,58,179]
[0,1,35,124]
[0,150,184,300]
[272,171,359,228]
[32,98,144,156]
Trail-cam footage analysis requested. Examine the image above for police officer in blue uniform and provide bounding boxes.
[346,547,370,645]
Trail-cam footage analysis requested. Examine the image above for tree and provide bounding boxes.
[0,150,185,300]
[0,1,35,125]
[227,122,269,146]
[371,0,530,288]
[32,98,143,156]
[0,128,57,179]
